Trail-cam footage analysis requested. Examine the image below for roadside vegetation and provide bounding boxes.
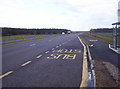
[96,32,112,37]
[2,35,49,41]
[81,32,113,44]
[79,36,91,45]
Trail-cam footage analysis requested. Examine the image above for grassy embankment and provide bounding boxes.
[1,35,51,45]
[96,32,112,37]
[81,32,113,44]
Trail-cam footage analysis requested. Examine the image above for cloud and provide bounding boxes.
[0,0,119,31]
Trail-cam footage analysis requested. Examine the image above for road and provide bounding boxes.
[2,33,84,87]
[84,37,119,69]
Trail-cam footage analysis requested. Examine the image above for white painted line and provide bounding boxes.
[36,55,42,59]
[52,51,55,52]
[89,44,94,47]
[45,51,49,53]
[89,40,98,41]
[52,48,54,50]
[21,61,31,66]
[30,44,36,46]
[56,46,59,48]
[0,71,13,79]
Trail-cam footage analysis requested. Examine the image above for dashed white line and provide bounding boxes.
[52,48,54,50]
[0,71,13,79]
[45,51,49,53]
[36,55,42,59]
[30,44,36,46]
[21,61,31,66]
[56,46,59,48]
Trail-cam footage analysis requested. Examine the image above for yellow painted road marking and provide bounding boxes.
[78,37,88,88]
[69,49,73,53]
[47,54,77,60]
[36,55,42,59]
[66,54,76,59]
[45,51,49,53]
[62,54,68,59]
[0,71,13,79]
[21,61,31,66]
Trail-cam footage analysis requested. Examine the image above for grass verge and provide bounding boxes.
[0,38,42,45]
[79,36,91,45]
[2,35,49,41]
[81,32,112,44]
[96,32,112,37]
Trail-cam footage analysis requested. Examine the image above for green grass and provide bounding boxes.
[81,32,113,44]
[0,37,43,45]
[2,35,49,42]
[79,36,92,45]
[96,33,112,37]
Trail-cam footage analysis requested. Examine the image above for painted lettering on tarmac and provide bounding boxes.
[47,49,81,60]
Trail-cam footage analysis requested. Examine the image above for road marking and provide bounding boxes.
[55,49,81,53]
[36,55,42,59]
[56,46,59,48]
[89,44,94,47]
[21,61,31,66]
[0,71,13,79]
[89,40,98,41]
[52,51,55,53]
[66,54,76,59]
[78,37,88,88]
[30,44,36,46]
[69,49,73,53]
[52,48,54,50]
[47,54,77,60]
[62,54,68,59]
[45,51,49,53]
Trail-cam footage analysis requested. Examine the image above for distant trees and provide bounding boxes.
[90,28,113,33]
[1,27,70,36]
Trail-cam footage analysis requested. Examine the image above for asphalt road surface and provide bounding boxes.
[2,33,84,87]
[84,37,119,69]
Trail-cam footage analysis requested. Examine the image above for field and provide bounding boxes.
[81,32,113,44]
[96,32,113,37]
[2,35,50,42]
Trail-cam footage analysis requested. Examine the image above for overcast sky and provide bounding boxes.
[0,0,119,31]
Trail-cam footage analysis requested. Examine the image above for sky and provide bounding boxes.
[0,0,119,31]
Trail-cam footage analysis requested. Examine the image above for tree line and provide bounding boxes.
[1,27,70,36]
